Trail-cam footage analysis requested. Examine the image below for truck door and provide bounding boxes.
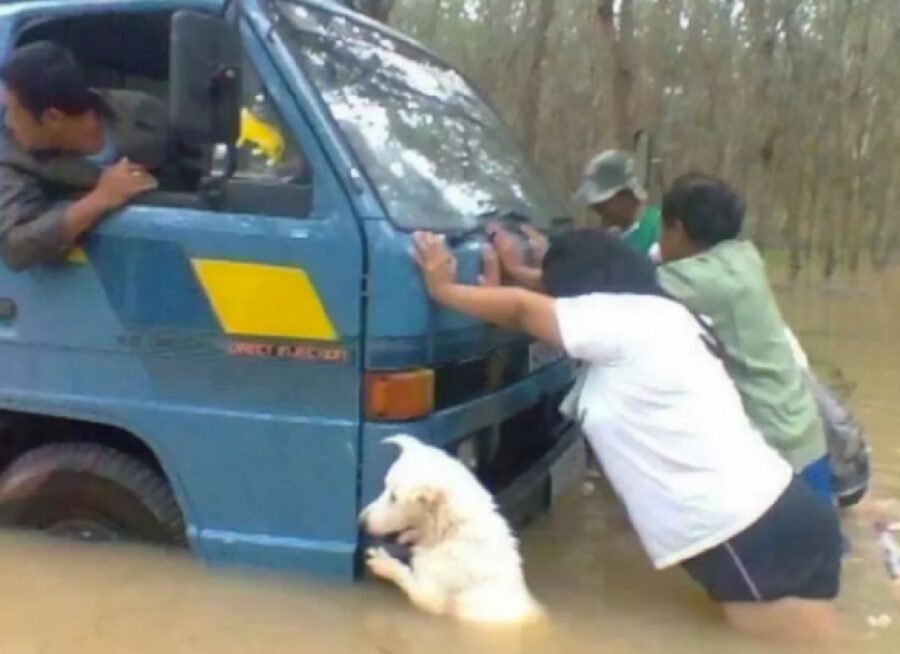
[0,13,366,575]
[107,31,367,574]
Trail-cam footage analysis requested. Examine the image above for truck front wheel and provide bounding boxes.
[0,443,185,545]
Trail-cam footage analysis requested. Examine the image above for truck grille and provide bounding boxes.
[449,386,571,494]
[433,343,529,410]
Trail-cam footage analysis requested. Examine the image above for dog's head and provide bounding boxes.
[359,435,491,543]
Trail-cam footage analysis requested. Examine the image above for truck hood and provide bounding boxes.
[363,226,534,370]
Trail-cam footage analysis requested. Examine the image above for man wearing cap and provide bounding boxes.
[487,150,661,290]
[572,150,661,261]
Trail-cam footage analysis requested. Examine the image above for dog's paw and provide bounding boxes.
[367,547,403,581]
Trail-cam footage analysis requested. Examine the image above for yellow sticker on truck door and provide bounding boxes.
[191,259,337,341]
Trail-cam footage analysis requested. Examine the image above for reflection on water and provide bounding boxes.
[0,269,898,654]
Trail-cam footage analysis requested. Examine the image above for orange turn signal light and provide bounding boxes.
[365,368,435,421]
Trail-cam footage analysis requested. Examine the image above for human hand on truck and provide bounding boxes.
[412,232,458,294]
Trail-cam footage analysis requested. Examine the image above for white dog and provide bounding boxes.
[359,435,543,625]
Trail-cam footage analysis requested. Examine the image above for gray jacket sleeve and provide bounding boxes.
[0,165,72,271]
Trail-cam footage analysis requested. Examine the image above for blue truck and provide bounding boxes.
[0,0,577,578]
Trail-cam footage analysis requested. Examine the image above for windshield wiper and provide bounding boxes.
[445,225,486,247]
[475,208,530,224]
[445,208,533,246]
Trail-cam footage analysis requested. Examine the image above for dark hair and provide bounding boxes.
[0,41,109,119]
[661,173,745,246]
[542,228,665,298]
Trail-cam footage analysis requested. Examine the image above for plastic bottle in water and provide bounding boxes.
[875,522,900,581]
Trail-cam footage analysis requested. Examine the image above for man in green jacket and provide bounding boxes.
[0,41,179,271]
[656,173,831,504]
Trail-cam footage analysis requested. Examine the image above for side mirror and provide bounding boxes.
[169,10,242,147]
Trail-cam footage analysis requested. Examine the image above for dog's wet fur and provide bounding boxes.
[359,435,543,625]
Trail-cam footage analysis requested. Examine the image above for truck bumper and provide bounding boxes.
[494,418,583,528]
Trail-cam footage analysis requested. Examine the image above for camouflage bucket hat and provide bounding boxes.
[573,150,647,208]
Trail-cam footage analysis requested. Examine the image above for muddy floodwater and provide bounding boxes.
[1,268,898,654]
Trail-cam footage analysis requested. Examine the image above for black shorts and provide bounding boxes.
[681,476,842,603]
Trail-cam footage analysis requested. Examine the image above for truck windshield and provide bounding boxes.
[273,1,567,231]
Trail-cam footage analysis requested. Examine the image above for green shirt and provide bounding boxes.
[657,240,826,471]
[622,205,661,256]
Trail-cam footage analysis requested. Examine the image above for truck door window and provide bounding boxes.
[12,12,314,217]
[234,56,310,187]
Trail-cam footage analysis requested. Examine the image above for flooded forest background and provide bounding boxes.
[347,0,900,281]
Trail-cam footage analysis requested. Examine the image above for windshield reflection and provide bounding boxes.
[274,1,566,231]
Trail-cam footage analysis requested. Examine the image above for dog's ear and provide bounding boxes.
[408,484,454,539]
[383,434,424,453]
[410,485,445,509]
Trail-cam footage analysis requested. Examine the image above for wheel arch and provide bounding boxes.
[0,409,191,535]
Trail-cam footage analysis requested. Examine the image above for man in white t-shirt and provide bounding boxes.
[410,228,841,643]
[556,290,791,567]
